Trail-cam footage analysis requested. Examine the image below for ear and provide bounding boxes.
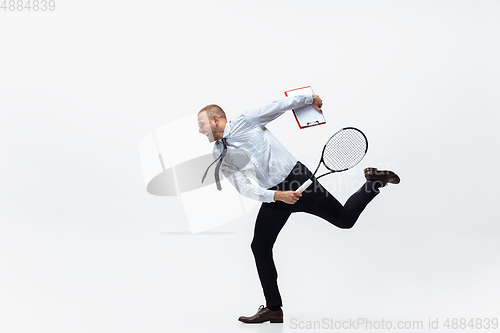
[213,114,219,125]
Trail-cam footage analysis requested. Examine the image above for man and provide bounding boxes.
[197,94,400,324]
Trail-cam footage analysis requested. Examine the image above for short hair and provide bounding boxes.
[198,104,226,119]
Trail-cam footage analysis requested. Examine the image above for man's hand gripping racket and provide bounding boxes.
[296,127,368,193]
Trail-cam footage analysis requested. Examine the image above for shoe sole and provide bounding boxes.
[238,318,284,324]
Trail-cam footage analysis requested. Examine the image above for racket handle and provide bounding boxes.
[296,179,313,193]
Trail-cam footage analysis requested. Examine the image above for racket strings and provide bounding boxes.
[323,129,367,171]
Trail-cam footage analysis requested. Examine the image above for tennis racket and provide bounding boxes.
[296,127,368,192]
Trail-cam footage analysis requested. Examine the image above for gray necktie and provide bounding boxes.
[201,138,227,190]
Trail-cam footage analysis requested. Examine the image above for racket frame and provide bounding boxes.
[296,127,368,193]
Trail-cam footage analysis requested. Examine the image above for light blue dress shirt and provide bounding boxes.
[213,94,314,202]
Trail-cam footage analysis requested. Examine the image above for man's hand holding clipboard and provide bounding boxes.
[284,86,326,129]
[312,95,323,113]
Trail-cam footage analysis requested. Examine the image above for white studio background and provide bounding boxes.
[0,1,499,332]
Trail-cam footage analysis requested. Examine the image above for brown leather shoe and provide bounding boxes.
[364,167,400,186]
[238,305,283,324]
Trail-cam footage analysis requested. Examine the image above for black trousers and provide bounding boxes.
[251,161,382,308]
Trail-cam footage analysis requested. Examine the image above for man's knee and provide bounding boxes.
[251,240,272,256]
[337,222,355,229]
[325,215,356,229]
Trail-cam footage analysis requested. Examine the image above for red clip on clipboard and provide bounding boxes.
[284,86,326,129]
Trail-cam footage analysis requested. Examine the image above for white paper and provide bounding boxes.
[285,86,326,128]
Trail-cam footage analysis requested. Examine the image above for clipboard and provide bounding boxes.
[285,86,326,129]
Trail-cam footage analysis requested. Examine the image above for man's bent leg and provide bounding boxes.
[251,202,291,309]
[297,179,382,228]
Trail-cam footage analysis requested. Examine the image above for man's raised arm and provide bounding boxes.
[244,94,323,127]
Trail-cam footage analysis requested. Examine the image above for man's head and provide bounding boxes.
[198,104,227,143]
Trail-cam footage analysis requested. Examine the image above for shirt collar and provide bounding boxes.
[216,121,231,145]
